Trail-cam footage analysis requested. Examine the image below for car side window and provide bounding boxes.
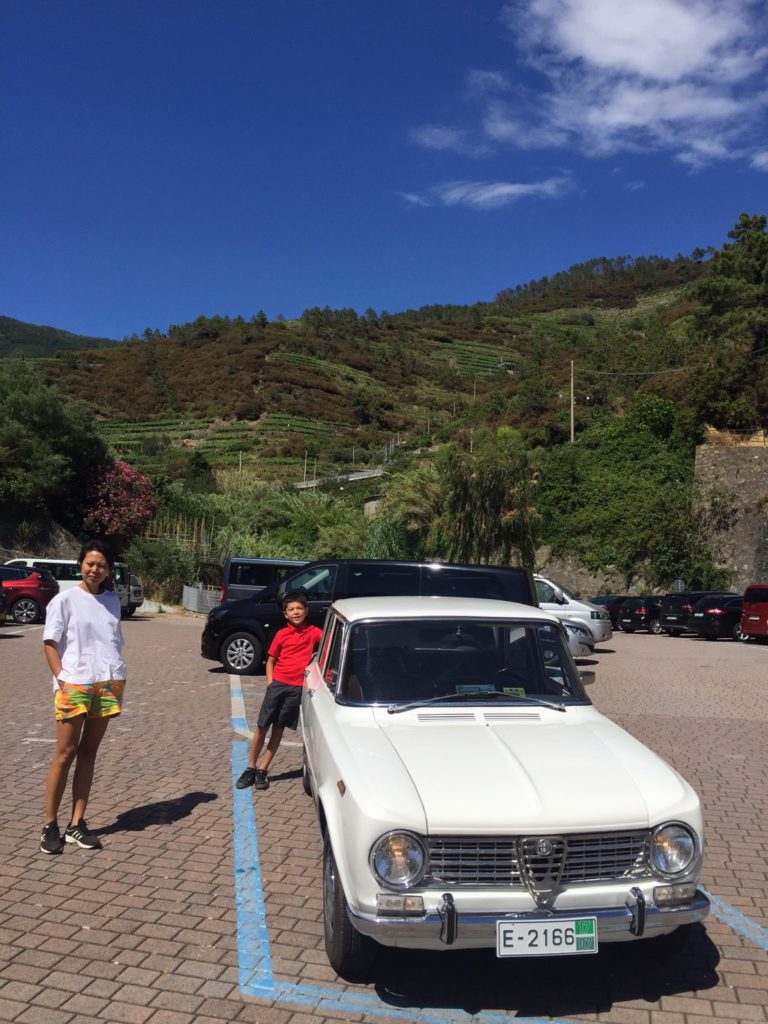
[535,580,556,603]
[323,623,344,689]
[346,565,419,597]
[285,564,338,601]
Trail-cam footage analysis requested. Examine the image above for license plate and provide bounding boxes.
[496,917,598,957]
[693,612,703,617]
[667,615,678,621]
[749,615,760,621]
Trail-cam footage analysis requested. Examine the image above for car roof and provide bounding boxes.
[331,596,559,624]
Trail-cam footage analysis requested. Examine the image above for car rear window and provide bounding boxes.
[745,586,768,603]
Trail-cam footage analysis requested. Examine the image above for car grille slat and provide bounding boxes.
[427,831,649,887]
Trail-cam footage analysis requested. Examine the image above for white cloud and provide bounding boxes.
[434,176,570,208]
[494,0,768,166]
[409,124,489,156]
[750,150,768,170]
[465,69,511,97]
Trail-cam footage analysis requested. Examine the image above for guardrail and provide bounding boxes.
[182,584,220,614]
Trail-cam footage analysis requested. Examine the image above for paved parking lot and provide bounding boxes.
[1,612,766,1024]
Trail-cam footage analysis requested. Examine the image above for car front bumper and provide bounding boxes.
[349,888,710,950]
[588,619,613,643]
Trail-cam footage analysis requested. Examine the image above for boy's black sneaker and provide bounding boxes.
[40,821,63,855]
[254,769,269,790]
[236,767,256,789]
[64,819,102,850]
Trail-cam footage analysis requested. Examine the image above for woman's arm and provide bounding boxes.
[43,639,63,686]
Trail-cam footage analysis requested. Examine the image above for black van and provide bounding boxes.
[219,556,308,603]
[660,592,712,636]
[201,558,537,674]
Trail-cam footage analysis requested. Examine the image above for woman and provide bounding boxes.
[40,539,126,854]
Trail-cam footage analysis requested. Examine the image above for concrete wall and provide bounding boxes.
[694,444,768,590]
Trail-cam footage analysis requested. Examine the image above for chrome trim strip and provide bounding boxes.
[350,891,710,945]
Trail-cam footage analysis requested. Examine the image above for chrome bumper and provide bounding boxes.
[350,889,710,948]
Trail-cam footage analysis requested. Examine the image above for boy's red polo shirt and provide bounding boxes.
[268,621,323,686]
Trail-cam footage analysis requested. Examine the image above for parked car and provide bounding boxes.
[219,556,309,604]
[741,583,768,641]
[619,596,663,634]
[202,558,537,674]
[534,575,612,643]
[590,595,630,630]
[687,594,743,640]
[0,566,59,623]
[563,618,595,658]
[127,574,145,616]
[6,555,133,617]
[301,596,709,977]
[659,592,713,636]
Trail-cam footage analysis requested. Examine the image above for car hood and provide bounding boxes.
[373,705,696,833]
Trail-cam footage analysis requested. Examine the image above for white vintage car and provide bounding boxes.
[301,597,710,977]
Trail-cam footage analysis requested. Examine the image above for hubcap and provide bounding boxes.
[13,599,38,624]
[227,638,253,670]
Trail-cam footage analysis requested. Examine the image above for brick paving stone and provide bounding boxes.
[29,988,74,1010]
[148,991,205,1014]
[15,1007,75,1024]
[59,993,109,1017]
[99,1007,154,1024]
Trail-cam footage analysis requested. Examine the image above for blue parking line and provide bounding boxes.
[702,887,768,950]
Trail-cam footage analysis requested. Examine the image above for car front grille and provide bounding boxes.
[427,831,649,887]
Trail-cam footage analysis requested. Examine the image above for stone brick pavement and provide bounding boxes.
[1,613,765,1023]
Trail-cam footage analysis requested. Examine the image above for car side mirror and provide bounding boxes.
[553,587,566,605]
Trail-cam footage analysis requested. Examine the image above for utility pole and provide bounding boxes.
[570,360,575,444]
[303,451,308,483]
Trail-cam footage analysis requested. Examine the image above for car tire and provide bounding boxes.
[733,623,747,641]
[302,745,312,796]
[222,633,263,675]
[649,618,662,635]
[623,627,635,634]
[11,597,41,624]
[323,835,376,978]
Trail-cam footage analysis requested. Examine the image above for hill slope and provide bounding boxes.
[0,316,117,357]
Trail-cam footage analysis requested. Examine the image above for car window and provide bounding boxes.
[234,563,279,588]
[423,569,506,600]
[0,567,32,581]
[535,580,557,603]
[341,618,585,705]
[347,565,419,597]
[322,621,344,689]
[285,564,337,601]
[744,586,768,603]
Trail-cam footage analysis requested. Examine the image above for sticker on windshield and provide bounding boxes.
[502,687,526,697]
[456,684,496,694]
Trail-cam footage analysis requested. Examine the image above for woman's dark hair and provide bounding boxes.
[78,538,116,571]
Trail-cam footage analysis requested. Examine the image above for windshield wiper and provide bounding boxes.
[387,690,567,715]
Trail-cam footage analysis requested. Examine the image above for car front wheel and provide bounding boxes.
[323,836,376,978]
[222,633,263,674]
[649,618,662,635]
[11,598,40,624]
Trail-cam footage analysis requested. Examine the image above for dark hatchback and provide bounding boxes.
[687,594,743,640]
[202,558,538,674]
[619,595,663,634]
[591,595,630,629]
[660,592,712,636]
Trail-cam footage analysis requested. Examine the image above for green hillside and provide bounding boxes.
[0,316,117,358]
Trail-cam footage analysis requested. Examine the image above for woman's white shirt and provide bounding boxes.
[43,587,126,689]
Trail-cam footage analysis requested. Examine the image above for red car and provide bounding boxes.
[0,566,59,624]
[741,583,768,641]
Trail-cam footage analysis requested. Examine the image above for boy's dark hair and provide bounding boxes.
[282,590,308,610]
[78,538,115,571]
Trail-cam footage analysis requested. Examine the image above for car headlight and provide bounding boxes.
[370,831,426,889]
[648,824,698,877]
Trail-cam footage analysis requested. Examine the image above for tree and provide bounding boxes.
[83,460,157,542]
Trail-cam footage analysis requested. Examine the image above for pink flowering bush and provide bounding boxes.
[83,460,157,539]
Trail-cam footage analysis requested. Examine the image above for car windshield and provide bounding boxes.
[338,618,587,706]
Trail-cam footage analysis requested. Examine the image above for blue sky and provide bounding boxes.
[4,0,768,340]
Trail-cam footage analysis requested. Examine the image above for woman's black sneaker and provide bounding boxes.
[40,821,63,855]
[236,767,256,789]
[64,819,102,850]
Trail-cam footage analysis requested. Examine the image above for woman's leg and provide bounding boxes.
[44,717,85,824]
[69,717,110,824]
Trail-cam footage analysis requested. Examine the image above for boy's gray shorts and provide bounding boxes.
[257,681,302,730]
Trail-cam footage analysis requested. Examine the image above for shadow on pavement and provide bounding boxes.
[368,924,719,1018]
[96,791,218,835]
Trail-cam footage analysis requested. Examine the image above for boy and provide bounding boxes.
[236,591,322,791]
